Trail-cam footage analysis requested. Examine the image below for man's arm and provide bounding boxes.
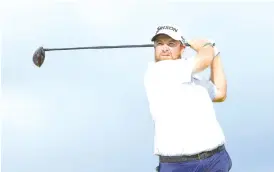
[187,39,215,74]
[210,53,227,102]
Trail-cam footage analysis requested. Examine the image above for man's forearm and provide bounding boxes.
[187,39,215,73]
[210,54,227,102]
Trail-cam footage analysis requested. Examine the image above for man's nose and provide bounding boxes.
[161,44,170,52]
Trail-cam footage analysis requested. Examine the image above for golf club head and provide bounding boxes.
[33,46,45,67]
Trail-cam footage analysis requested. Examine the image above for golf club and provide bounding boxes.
[32,43,191,68]
[32,44,157,67]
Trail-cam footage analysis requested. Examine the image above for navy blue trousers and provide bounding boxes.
[157,149,232,172]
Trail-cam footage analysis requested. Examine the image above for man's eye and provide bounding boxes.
[169,42,176,46]
[156,42,163,46]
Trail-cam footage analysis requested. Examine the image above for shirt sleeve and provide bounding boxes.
[206,80,218,100]
[192,76,218,100]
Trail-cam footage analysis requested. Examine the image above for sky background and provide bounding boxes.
[1,1,274,172]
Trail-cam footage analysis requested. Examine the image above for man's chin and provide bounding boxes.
[155,56,178,62]
[160,56,172,59]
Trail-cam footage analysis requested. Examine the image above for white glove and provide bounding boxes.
[208,39,220,57]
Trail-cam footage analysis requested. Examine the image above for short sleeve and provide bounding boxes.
[206,80,218,100]
[192,76,217,100]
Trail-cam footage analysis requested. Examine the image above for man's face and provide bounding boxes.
[154,34,185,62]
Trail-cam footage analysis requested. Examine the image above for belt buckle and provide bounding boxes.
[196,151,210,160]
[197,153,201,160]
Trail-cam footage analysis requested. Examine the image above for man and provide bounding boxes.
[144,25,232,172]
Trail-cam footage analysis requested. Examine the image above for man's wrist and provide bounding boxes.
[202,42,215,48]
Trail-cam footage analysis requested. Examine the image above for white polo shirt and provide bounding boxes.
[144,58,226,156]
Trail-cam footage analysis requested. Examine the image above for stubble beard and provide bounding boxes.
[155,54,181,62]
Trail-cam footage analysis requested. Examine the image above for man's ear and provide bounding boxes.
[180,45,185,54]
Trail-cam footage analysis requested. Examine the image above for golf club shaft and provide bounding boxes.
[43,44,154,51]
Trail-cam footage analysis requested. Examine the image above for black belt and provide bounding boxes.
[159,144,225,163]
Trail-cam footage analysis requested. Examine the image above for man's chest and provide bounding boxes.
[145,61,192,86]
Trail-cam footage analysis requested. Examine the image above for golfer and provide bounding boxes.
[144,25,232,172]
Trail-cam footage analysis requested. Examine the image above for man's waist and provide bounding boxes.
[158,144,226,163]
[153,128,226,156]
[154,137,225,154]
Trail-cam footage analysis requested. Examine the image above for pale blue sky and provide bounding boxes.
[1,2,274,172]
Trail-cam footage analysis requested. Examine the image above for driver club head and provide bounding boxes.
[33,46,45,67]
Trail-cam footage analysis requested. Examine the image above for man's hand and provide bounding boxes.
[187,39,215,74]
